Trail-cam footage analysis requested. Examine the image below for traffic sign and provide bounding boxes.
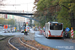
[65,27,70,32]
[4,25,8,29]
[14,27,16,29]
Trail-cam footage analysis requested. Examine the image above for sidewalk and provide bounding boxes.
[64,39,75,43]
[24,32,35,40]
[23,31,43,40]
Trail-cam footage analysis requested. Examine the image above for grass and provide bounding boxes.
[0,35,14,41]
[0,35,4,37]
[0,35,3,36]
[73,31,75,39]
[21,37,58,50]
[0,36,15,50]
[64,31,75,39]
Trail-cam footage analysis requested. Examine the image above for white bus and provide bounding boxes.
[44,22,63,38]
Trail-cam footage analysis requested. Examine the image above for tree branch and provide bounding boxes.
[61,5,70,10]
[54,2,70,10]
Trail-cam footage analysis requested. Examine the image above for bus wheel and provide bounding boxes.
[45,35,47,38]
[45,36,47,38]
[47,37,49,39]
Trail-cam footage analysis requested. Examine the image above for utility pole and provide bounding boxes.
[71,12,74,30]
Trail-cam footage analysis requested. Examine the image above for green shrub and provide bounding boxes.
[73,32,75,39]
[67,31,75,39]
[74,31,75,33]
[67,31,71,38]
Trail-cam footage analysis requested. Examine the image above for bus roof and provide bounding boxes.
[47,22,63,24]
[48,22,58,23]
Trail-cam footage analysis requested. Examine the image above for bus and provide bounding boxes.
[44,22,63,38]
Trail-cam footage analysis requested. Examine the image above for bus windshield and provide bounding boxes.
[50,23,62,30]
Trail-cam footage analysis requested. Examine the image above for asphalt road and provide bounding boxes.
[0,30,75,50]
[35,31,75,50]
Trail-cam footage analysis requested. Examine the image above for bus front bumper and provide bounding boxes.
[48,35,63,37]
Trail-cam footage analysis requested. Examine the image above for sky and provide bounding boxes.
[0,0,35,11]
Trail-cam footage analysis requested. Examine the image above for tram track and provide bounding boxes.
[8,37,38,50]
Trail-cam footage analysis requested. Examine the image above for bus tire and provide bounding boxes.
[47,37,49,39]
[45,37,47,38]
[45,35,47,38]
[62,37,64,39]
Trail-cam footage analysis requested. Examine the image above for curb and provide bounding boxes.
[0,37,8,40]
[19,38,39,50]
[8,37,19,50]
[64,39,75,43]
[0,37,5,40]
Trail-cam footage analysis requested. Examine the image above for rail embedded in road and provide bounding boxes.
[8,37,36,50]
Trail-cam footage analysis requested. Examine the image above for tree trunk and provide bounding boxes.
[71,13,75,30]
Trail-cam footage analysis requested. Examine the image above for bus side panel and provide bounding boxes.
[45,23,49,37]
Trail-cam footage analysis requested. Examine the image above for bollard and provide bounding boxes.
[71,27,74,38]
[71,29,74,38]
